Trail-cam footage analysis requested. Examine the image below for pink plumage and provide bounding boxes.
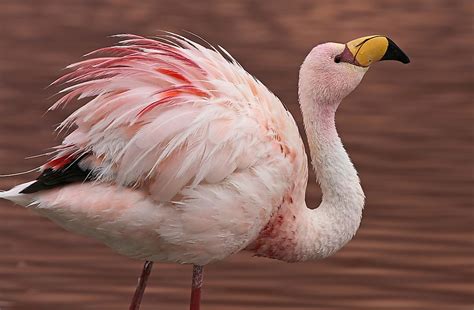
[0,33,410,309]
[24,33,305,265]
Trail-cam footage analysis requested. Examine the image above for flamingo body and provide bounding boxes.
[2,34,307,265]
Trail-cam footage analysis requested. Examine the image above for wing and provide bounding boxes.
[36,34,302,202]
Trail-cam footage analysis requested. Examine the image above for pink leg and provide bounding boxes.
[189,265,204,310]
[129,261,154,310]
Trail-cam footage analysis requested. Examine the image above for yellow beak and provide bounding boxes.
[337,35,410,67]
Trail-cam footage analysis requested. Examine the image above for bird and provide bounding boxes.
[0,33,409,309]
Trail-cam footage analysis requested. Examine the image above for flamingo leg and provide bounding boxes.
[189,265,204,310]
[129,260,154,310]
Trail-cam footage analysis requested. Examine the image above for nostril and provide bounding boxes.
[334,55,341,63]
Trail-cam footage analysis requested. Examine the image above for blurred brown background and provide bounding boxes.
[0,1,472,309]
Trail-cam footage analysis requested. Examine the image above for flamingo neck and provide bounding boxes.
[247,54,365,262]
[248,90,365,262]
[296,86,365,260]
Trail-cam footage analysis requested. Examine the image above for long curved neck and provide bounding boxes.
[248,85,365,262]
[295,79,365,260]
[248,63,365,262]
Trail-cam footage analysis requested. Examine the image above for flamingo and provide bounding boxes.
[0,33,409,309]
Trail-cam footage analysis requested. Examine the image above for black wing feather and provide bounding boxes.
[20,155,95,194]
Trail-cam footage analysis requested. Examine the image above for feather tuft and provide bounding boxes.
[42,33,291,201]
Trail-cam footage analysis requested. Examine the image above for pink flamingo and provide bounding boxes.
[0,34,409,309]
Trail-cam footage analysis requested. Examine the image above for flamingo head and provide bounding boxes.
[299,35,410,107]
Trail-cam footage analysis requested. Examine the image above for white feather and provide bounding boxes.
[0,181,35,206]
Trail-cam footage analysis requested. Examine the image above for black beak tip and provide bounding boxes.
[383,37,411,64]
[400,53,410,64]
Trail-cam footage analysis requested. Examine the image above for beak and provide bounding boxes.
[336,35,410,67]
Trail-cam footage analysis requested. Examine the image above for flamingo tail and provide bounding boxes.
[0,181,36,206]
